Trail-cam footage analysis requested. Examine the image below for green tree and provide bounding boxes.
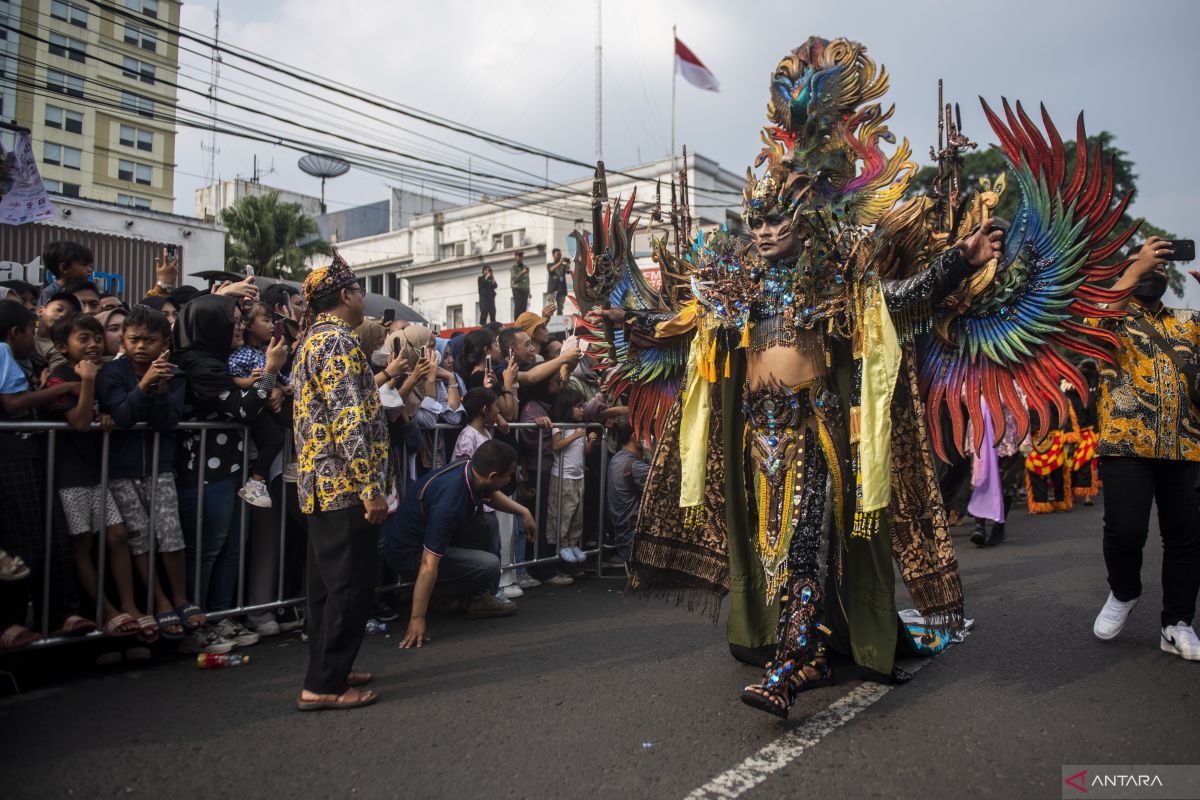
[909,131,1182,291]
[221,191,333,279]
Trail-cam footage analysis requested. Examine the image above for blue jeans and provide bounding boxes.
[178,475,243,613]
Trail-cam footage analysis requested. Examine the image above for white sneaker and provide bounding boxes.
[238,479,273,508]
[571,547,588,562]
[516,574,541,589]
[1160,622,1200,661]
[559,547,578,563]
[1093,592,1138,640]
[502,584,524,600]
[246,610,280,637]
[178,625,234,655]
[214,618,260,647]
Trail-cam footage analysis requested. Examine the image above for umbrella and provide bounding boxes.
[273,279,426,324]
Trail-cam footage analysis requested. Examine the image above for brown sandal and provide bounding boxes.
[346,671,373,687]
[295,687,378,712]
[740,653,834,718]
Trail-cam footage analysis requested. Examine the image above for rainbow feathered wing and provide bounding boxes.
[919,99,1138,459]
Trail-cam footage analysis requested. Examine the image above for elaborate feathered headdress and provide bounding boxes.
[743,37,917,231]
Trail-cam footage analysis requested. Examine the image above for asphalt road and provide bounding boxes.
[2,498,1197,799]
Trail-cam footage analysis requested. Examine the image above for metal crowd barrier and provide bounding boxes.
[0,418,615,650]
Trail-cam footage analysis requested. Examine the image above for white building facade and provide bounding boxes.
[332,153,746,329]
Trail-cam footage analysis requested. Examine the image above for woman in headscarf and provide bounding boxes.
[172,295,287,641]
[95,307,128,361]
[386,325,463,475]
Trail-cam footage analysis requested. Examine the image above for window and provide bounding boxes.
[124,0,159,17]
[42,178,60,192]
[43,142,81,170]
[45,105,84,134]
[445,305,463,328]
[369,275,383,295]
[50,0,88,28]
[60,182,81,197]
[122,56,155,84]
[492,230,525,251]
[440,241,465,259]
[123,23,156,52]
[48,32,86,62]
[47,69,85,98]
[120,91,154,118]
[118,124,153,152]
[117,193,152,209]
[118,159,152,186]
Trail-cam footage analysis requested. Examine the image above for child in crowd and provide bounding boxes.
[37,240,93,309]
[549,388,595,564]
[0,302,92,648]
[605,418,649,566]
[453,388,521,601]
[228,301,288,507]
[43,314,152,640]
[97,306,204,639]
[31,291,79,379]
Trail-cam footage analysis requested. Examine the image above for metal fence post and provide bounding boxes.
[277,435,288,604]
[595,424,607,572]
[534,427,544,561]
[94,431,111,626]
[40,430,56,636]
[145,432,161,616]
[236,427,251,610]
[193,430,207,607]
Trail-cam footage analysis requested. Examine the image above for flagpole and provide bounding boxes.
[671,24,677,174]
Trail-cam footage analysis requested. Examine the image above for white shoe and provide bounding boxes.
[516,574,541,589]
[238,479,273,508]
[246,610,280,637]
[502,584,524,600]
[1160,622,1200,661]
[559,547,578,563]
[571,547,588,562]
[1093,592,1138,640]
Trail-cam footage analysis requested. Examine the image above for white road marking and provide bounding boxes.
[685,659,930,799]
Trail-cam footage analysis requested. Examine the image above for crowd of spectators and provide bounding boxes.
[0,240,645,661]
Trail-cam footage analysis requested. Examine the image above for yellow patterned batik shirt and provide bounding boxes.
[1096,303,1200,462]
[293,313,390,513]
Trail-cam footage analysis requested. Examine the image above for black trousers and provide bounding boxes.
[479,297,496,325]
[512,288,529,316]
[1100,457,1200,626]
[304,504,379,694]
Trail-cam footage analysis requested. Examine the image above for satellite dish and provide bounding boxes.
[298,153,351,213]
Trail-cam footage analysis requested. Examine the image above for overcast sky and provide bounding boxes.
[174,0,1200,304]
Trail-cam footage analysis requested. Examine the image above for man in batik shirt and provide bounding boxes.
[1090,236,1200,662]
[293,255,391,711]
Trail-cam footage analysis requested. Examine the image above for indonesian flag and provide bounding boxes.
[674,37,719,92]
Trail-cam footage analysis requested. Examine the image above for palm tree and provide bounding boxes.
[221,191,333,279]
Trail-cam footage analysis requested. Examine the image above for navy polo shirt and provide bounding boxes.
[382,461,490,573]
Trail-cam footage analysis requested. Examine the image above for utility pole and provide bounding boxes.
[671,24,676,173]
[595,0,602,161]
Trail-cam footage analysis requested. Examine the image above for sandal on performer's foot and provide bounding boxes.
[739,654,834,718]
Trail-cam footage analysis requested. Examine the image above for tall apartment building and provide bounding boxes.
[0,0,180,213]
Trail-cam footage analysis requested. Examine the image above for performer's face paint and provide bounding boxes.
[1132,269,1169,304]
[749,211,803,262]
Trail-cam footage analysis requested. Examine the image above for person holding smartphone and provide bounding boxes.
[478,266,498,325]
[1088,236,1200,661]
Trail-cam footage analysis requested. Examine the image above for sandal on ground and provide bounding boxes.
[135,615,159,644]
[0,549,30,582]
[295,687,378,712]
[175,602,206,630]
[55,615,98,637]
[104,613,140,637]
[739,655,835,719]
[0,624,40,649]
[154,610,185,640]
[346,671,373,687]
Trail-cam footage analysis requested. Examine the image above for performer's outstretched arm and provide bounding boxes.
[881,227,1003,314]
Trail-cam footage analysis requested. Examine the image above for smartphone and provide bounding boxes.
[244,264,255,278]
[420,345,428,361]
[272,320,285,341]
[508,348,514,361]
[1168,240,1196,262]
[382,308,396,325]
[485,355,493,375]
[391,336,402,357]
[165,244,178,259]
